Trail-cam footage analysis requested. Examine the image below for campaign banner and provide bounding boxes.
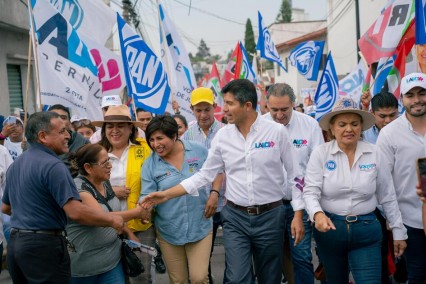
[314,52,339,121]
[117,14,171,114]
[338,61,367,105]
[31,0,102,120]
[256,11,287,71]
[289,41,325,81]
[159,3,196,121]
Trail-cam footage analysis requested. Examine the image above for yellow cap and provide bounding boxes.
[190,87,214,106]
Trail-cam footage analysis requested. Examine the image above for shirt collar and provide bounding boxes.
[250,113,262,132]
[197,119,220,134]
[402,112,414,132]
[329,139,373,155]
[29,142,59,157]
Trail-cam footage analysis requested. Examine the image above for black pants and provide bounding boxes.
[7,230,71,283]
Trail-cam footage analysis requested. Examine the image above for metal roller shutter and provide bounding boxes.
[7,64,23,114]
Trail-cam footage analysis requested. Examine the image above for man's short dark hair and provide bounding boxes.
[266,83,296,103]
[48,104,71,119]
[26,112,60,143]
[221,79,257,110]
[371,90,398,112]
[136,107,152,116]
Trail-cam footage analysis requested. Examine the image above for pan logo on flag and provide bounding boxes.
[316,68,338,115]
[49,0,83,30]
[262,28,280,62]
[290,43,320,75]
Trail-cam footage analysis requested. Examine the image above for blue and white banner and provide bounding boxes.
[48,0,115,45]
[371,56,395,95]
[314,52,339,121]
[240,42,257,83]
[49,0,125,98]
[31,0,102,120]
[256,11,287,71]
[289,40,325,81]
[338,60,367,105]
[159,3,196,121]
[117,14,171,115]
[416,0,426,44]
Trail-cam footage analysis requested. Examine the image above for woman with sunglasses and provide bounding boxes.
[141,116,212,284]
[71,118,96,140]
[92,105,154,284]
[67,144,146,284]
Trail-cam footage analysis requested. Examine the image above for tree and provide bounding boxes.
[276,0,292,23]
[196,39,211,59]
[244,18,256,64]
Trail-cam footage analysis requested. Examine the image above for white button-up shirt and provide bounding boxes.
[303,140,407,240]
[109,145,130,211]
[264,111,324,210]
[181,114,298,207]
[377,114,426,229]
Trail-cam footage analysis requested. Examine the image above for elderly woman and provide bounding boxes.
[303,97,407,284]
[67,144,145,283]
[92,105,154,283]
[141,115,212,284]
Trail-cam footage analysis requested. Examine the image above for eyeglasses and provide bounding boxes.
[90,158,111,169]
[72,119,92,128]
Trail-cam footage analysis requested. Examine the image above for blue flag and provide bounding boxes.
[289,41,325,81]
[256,11,287,71]
[416,0,426,44]
[314,52,339,121]
[117,14,171,115]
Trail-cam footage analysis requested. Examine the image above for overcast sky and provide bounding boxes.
[126,0,327,57]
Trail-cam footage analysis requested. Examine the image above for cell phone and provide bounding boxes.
[6,116,16,125]
[418,158,426,197]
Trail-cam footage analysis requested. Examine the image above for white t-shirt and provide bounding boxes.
[4,138,23,161]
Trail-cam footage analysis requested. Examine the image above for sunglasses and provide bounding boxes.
[72,119,92,128]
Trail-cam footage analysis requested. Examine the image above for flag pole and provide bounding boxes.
[27,0,42,111]
[24,34,32,124]
[156,0,175,112]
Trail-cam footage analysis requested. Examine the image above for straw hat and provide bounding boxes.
[319,97,375,131]
[92,105,143,128]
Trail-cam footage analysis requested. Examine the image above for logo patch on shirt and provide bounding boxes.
[186,157,200,173]
[155,171,171,181]
[293,139,308,148]
[135,148,144,159]
[359,163,376,171]
[325,160,337,171]
[254,141,275,149]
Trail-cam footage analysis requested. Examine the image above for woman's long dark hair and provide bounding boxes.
[99,122,140,152]
[69,144,104,176]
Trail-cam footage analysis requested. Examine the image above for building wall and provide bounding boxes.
[0,0,36,116]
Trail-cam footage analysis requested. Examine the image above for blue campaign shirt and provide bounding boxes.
[182,119,227,211]
[363,125,379,144]
[141,140,212,245]
[2,143,80,230]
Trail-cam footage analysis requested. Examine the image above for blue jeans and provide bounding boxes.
[403,225,426,283]
[71,261,125,284]
[313,212,382,284]
[282,203,314,284]
[221,203,285,284]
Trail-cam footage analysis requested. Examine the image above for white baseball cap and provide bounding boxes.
[101,95,122,108]
[400,72,426,96]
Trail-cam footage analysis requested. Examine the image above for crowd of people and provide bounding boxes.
[0,73,425,284]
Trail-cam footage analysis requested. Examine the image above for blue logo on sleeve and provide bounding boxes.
[325,160,337,171]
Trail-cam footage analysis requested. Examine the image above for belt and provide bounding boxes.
[227,200,283,216]
[11,228,65,236]
[282,199,292,205]
[324,212,376,223]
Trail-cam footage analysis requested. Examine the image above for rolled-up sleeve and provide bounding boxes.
[180,133,224,195]
[303,146,325,221]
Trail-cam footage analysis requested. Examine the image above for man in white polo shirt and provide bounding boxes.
[264,83,324,284]
[377,72,426,283]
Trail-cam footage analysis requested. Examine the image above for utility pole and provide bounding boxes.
[355,0,361,61]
